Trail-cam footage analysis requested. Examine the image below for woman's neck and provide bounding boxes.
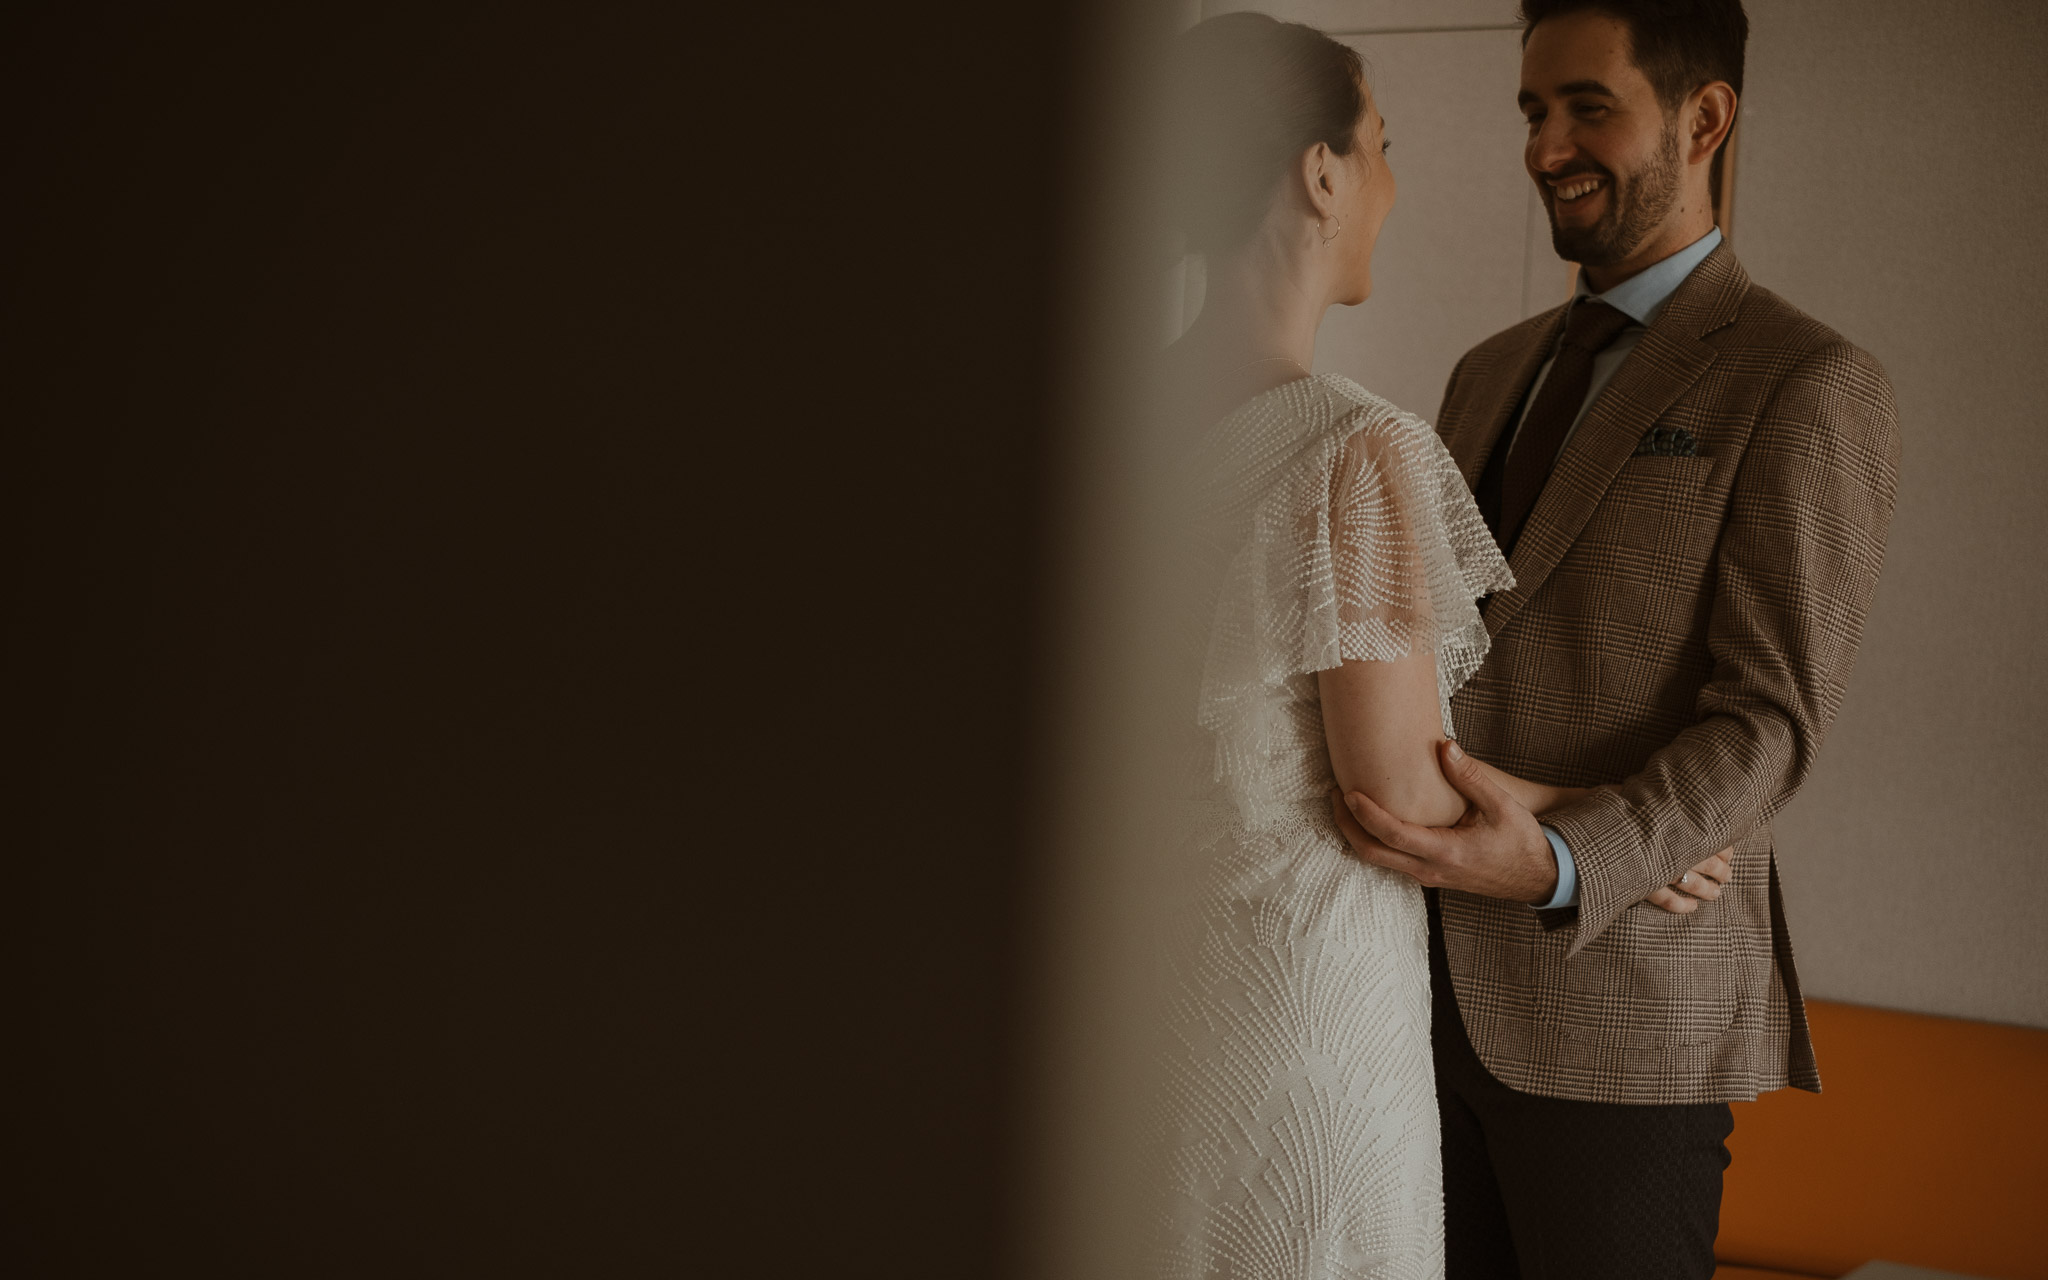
[1185,239,1326,361]
[1165,243,1329,423]
[1163,248,1335,423]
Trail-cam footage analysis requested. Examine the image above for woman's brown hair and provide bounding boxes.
[1164,12,1368,254]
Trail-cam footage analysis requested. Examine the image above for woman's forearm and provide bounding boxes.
[1470,758,1589,816]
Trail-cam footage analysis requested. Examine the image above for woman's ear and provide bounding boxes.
[1300,142,1338,217]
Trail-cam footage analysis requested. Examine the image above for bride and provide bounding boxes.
[1152,14,1721,1278]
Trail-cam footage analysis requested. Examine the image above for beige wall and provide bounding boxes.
[1737,0,2048,1027]
[1308,24,1569,415]
[1190,2,1565,411]
[1186,0,2048,1026]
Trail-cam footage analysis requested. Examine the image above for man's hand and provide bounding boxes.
[1329,739,1560,904]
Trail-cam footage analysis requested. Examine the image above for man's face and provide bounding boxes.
[1519,10,1683,269]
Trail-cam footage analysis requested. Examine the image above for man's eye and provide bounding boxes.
[1381,138,1392,153]
[1523,113,1545,127]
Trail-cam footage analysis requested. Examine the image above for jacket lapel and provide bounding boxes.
[1482,245,1749,640]
[1452,309,1565,489]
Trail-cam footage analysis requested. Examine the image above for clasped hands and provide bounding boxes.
[1327,739,1731,915]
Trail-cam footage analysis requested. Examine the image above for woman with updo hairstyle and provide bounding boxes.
[1152,14,1660,1277]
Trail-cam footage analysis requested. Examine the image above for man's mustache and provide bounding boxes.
[1542,164,1614,191]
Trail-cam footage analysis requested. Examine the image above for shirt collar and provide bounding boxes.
[1572,226,1722,327]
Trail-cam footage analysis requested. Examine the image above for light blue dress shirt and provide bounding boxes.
[1522,228,1723,910]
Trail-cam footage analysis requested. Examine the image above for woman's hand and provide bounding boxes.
[1644,849,1733,915]
[1532,784,1590,814]
[1463,759,1588,817]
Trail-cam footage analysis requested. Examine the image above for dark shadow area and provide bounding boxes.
[4,4,1078,1274]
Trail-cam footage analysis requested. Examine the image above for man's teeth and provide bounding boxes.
[1557,178,1605,201]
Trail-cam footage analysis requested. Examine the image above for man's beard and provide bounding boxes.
[1547,121,1682,267]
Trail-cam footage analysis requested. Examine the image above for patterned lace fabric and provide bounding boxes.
[1186,373,1513,831]
[1155,374,1512,1280]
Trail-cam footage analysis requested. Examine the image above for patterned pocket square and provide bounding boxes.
[1633,426,1701,457]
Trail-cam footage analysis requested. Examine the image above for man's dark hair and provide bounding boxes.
[1520,0,1748,201]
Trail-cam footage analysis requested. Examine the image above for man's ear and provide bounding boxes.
[1688,82,1738,164]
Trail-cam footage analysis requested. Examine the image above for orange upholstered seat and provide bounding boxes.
[1711,998,2048,1280]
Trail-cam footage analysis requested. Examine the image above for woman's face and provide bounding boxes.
[1333,87,1396,304]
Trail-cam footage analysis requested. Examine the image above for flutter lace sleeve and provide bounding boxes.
[1192,376,1512,825]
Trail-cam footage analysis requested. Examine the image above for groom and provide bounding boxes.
[1330,2,1899,1276]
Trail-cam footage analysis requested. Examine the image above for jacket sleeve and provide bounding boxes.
[1542,340,1902,952]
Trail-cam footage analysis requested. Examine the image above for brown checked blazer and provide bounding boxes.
[1436,243,1900,1105]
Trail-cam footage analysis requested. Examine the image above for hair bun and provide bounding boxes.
[1162,13,1367,255]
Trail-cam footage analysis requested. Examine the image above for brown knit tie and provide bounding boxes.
[1497,299,1635,547]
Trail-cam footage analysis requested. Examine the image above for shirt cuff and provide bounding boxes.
[1536,825,1580,910]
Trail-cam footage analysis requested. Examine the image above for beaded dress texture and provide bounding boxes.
[1158,374,1512,1280]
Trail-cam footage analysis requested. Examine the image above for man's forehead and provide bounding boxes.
[1520,14,1650,100]
[1518,77,1624,105]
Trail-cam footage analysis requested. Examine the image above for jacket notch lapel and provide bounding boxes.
[1484,332,1717,635]
[1451,310,1566,489]
[1482,243,1753,634]
[1480,246,1749,639]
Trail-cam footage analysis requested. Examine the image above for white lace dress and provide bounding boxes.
[1155,374,1512,1280]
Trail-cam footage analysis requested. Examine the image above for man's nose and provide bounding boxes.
[1528,116,1576,175]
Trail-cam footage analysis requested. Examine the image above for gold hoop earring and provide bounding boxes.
[1318,214,1343,246]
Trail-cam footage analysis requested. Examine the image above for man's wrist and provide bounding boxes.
[1532,825,1579,910]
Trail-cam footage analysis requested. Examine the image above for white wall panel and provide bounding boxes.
[1520,179,1574,317]
[1173,0,2048,1027]
[1730,0,2048,1028]
[1311,27,1538,420]
[1205,0,1520,32]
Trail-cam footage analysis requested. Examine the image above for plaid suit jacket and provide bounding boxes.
[1436,244,1900,1104]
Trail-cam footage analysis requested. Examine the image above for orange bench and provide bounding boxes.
[1711,998,2048,1280]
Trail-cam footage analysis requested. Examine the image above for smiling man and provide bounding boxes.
[1325,2,1902,1275]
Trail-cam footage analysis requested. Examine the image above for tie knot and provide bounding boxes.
[1560,298,1633,354]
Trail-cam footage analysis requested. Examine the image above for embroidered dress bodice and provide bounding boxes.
[1156,373,1510,1280]
[1184,373,1511,830]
